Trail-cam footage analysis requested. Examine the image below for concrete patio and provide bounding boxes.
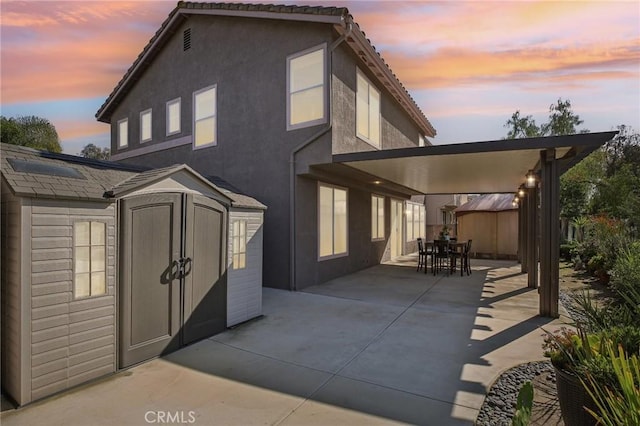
[1,259,567,425]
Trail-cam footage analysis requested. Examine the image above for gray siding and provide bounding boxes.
[227,209,263,327]
[1,180,30,405]
[28,200,117,402]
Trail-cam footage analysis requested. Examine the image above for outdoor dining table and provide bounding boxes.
[426,240,468,276]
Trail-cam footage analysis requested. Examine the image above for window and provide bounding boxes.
[193,85,216,148]
[371,195,385,240]
[140,109,152,143]
[232,220,247,269]
[117,118,128,148]
[419,135,426,147]
[318,183,347,259]
[406,202,425,241]
[287,45,326,129]
[166,98,181,136]
[356,69,381,147]
[74,221,106,299]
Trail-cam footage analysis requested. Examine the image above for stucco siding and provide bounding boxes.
[227,209,264,327]
[28,200,117,402]
[1,180,29,405]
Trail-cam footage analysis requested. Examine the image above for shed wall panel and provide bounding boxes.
[28,200,117,402]
[227,209,264,326]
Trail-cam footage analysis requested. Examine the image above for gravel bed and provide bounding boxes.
[475,361,555,426]
[476,290,577,425]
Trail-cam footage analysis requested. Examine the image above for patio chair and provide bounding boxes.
[462,239,473,275]
[417,238,426,272]
[433,239,452,275]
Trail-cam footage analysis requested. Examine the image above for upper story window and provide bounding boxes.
[166,98,181,136]
[232,220,247,270]
[117,118,128,148]
[371,195,385,240]
[193,85,217,148]
[356,69,381,148]
[318,183,348,259]
[287,45,327,130]
[140,109,152,143]
[419,135,426,147]
[74,221,107,299]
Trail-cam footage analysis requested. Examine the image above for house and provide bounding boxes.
[424,194,473,240]
[455,193,518,259]
[0,142,265,405]
[95,1,437,291]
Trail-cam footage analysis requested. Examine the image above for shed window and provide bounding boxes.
[117,118,128,148]
[287,45,326,130]
[74,221,106,299]
[319,183,348,259]
[371,195,385,240]
[232,220,247,270]
[193,85,217,148]
[357,69,381,148]
[140,109,152,143]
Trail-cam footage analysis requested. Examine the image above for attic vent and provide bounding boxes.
[183,28,191,51]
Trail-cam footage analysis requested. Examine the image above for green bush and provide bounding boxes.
[561,241,577,261]
[610,241,640,295]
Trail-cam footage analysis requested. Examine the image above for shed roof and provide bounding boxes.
[1,144,266,209]
[455,194,517,215]
[1,143,139,201]
[95,1,435,138]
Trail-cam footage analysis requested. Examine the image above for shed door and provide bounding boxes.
[119,193,226,368]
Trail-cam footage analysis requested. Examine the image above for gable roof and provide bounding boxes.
[454,194,517,215]
[1,143,266,209]
[95,1,435,138]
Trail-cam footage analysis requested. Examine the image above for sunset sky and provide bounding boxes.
[1,0,639,154]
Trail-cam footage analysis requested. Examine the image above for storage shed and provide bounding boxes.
[455,194,518,260]
[1,143,265,405]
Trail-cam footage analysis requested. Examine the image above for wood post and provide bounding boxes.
[526,180,538,290]
[539,148,560,317]
[519,190,528,273]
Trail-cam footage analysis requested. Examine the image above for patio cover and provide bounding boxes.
[330,132,617,194]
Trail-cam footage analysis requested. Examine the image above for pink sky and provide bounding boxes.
[1,0,639,154]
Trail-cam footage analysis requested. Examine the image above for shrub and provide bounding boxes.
[610,241,640,297]
[561,241,577,262]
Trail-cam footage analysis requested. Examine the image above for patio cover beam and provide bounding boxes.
[539,148,560,317]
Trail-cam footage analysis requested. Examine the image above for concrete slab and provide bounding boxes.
[2,260,567,426]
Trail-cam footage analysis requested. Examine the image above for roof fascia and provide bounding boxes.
[333,131,617,163]
[337,24,436,138]
[186,7,344,24]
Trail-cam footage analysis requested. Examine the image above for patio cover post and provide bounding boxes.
[526,181,538,289]
[539,148,560,318]
[519,191,528,273]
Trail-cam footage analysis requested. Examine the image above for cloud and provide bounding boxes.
[1,1,172,103]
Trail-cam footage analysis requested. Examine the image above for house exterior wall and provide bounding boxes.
[1,180,29,405]
[227,208,264,326]
[106,15,427,290]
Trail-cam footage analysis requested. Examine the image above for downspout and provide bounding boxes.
[288,19,353,291]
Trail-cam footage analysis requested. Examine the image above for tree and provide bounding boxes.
[1,115,62,153]
[541,98,587,136]
[504,110,542,139]
[80,143,110,160]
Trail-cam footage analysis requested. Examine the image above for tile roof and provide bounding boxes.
[95,1,435,137]
[1,143,266,209]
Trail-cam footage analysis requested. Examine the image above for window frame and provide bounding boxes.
[232,219,247,270]
[166,98,181,136]
[356,68,381,148]
[192,85,217,150]
[371,194,385,241]
[406,202,425,242]
[317,182,349,261]
[140,108,152,143]
[286,43,328,131]
[72,220,107,300]
[117,118,128,149]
